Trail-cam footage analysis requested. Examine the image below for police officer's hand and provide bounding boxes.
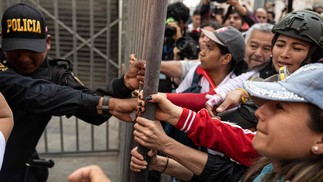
[124,54,145,90]
[68,165,111,182]
[109,97,137,122]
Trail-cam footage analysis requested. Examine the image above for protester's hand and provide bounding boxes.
[124,54,146,90]
[205,94,224,117]
[134,118,173,151]
[215,89,243,113]
[109,98,137,122]
[68,165,111,182]
[137,93,182,126]
[130,147,158,172]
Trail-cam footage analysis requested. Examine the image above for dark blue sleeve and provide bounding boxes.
[96,75,132,98]
[0,69,107,125]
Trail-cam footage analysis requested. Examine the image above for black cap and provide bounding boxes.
[1,3,47,52]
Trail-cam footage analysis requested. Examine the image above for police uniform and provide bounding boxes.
[0,3,132,182]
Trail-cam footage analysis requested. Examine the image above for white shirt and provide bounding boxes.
[176,65,236,93]
[180,60,200,80]
[214,70,258,94]
[0,131,6,170]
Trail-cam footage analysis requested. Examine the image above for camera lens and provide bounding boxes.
[165,25,176,38]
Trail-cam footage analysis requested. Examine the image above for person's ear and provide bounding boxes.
[221,54,232,65]
[46,34,51,51]
[311,137,323,155]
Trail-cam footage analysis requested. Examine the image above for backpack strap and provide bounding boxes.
[182,66,203,93]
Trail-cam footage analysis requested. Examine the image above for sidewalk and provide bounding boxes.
[47,153,120,182]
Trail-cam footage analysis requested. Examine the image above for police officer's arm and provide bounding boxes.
[0,69,138,124]
[97,96,137,122]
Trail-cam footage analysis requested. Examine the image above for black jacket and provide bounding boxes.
[0,57,132,181]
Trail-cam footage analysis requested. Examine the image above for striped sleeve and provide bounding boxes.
[175,108,259,166]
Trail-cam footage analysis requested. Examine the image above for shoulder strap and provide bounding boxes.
[182,66,203,93]
[192,66,203,85]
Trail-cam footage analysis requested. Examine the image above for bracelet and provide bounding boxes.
[161,156,169,173]
[236,88,249,103]
[101,96,110,117]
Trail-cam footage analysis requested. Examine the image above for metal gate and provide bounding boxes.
[0,0,122,154]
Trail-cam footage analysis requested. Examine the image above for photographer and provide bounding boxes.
[175,31,200,60]
[160,2,190,93]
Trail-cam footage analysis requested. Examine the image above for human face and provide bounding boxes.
[245,30,273,69]
[253,101,320,161]
[199,26,216,49]
[192,14,201,28]
[272,34,311,73]
[3,36,50,75]
[224,13,243,30]
[255,11,268,23]
[199,39,223,71]
[5,49,47,75]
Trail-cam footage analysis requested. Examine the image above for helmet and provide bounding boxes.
[272,10,323,48]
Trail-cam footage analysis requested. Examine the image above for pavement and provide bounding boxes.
[37,116,121,182]
[36,116,171,182]
[46,153,120,182]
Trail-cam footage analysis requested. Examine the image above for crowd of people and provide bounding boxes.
[0,0,322,182]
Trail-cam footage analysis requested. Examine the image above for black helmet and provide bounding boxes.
[272,10,323,62]
[272,10,323,48]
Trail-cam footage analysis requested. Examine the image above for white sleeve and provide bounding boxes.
[214,70,257,94]
[180,60,200,80]
[0,131,6,171]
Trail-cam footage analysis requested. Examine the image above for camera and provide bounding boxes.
[165,25,176,38]
[176,34,200,60]
[165,17,177,38]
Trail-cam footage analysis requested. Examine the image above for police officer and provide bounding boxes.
[0,3,143,182]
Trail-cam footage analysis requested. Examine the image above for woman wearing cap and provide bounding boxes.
[130,10,323,181]
[241,63,323,181]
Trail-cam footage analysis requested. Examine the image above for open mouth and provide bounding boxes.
[277,61,291,67]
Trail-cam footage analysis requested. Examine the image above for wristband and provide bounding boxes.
[236,88,249,103]
[206,94,222,107]
[102,96,110,117]
[161,156,169,173]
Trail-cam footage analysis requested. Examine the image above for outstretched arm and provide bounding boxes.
[137,93,259,166]
[68,165,111,182]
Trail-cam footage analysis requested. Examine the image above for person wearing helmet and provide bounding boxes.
[211,9,323,117]
[131,63,323,182]
[164,10,323,130]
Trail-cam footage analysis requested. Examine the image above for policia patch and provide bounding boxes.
[0,63,8,71]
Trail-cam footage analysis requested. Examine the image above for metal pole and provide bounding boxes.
[131,0,168,181]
